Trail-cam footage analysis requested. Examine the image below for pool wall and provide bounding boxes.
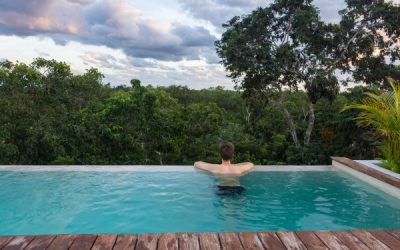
[0,165,332,172]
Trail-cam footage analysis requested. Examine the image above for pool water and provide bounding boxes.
[0,170,399,235]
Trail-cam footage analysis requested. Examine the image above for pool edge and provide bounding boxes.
[332,157,400,199]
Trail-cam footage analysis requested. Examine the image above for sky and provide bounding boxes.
[0,0,357,89]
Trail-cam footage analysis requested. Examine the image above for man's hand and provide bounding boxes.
[194,161,203,169]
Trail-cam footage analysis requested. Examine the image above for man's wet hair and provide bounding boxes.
[219,141,234,161]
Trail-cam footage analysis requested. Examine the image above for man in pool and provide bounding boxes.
[194,141,254,195]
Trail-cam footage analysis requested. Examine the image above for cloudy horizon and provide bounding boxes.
[0,0,349,89]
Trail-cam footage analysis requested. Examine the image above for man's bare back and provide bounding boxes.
[194,161,254,176]
[193,141,254,186]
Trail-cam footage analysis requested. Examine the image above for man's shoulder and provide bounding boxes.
[233,162,254,167]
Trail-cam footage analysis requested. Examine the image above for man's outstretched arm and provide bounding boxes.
[194,161,218,173]
[235,162,255,173]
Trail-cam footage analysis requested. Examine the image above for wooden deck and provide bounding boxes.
[0,230,399,250]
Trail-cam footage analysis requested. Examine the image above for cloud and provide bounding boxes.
[179,0,347,29]
[0,0,83,36]
[178,0,268,28]
[0,0,353,89]
[0,0,217,62]
[67,0,96,5]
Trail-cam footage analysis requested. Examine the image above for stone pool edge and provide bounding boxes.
[0,165,333,172]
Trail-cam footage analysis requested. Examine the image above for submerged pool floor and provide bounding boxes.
[0,171,399,235]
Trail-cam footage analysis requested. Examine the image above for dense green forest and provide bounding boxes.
[0,59,379,165]
[1,0,399,166]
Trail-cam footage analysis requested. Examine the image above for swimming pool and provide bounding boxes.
[0,167,399,235]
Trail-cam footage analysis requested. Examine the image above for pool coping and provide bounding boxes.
[354,160,400,179]
[0,165,333,172]
[331,157,400,188]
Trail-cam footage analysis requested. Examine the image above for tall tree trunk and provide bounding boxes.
[303,102,315,146]
[281,105,301,150]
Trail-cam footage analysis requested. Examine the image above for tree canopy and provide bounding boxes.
[215,0,399,162]
[0,58,380,165]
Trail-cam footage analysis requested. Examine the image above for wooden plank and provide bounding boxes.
[24,235,56,250]
[368,230,400,250]
[157,233,178,250]
[295,231,328,250]
[218,232,243,250]
[0,237,13,249]
[3,236,35,250]
[314,231,349,250]
[257,232,285,250]
[47,234,77,250]
[333,231,369,250]
[276,232,307,250]
[113,234,137,250]
[178,233,199,250]
[92,234,118,250]
[238,232,264,250]
[198,233,221,250]
[136,234,158,250]
[69,234,97,250]
[386,230,400,241]
[351,230,390,250]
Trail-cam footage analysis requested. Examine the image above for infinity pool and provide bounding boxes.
[0,169,399,235]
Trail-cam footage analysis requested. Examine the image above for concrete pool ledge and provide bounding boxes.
[332,157,400,199]
[0,165,333,172]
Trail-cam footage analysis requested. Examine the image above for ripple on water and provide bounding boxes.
[0,171,399,235]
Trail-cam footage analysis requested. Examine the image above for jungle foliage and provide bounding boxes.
[0,59,379,165]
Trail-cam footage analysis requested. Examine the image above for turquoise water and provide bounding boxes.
[0,170,399,235]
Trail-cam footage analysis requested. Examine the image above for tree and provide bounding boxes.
[215,0,399,163]
[335,0,400,87]
[215,0,340,162]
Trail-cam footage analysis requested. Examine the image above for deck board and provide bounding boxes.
[198,233,220,250]
[218,232,243,250]
[113,234,137,250]
[238,232,264,249]
[46,234,77,250]
[92,234,117,250]
[314,231,349,250]
[157,233,178,250]
[0,237,13,249]
[276,231,307,250]
[351,230,391,250]
[136,234,158,250]
[3,236,35,250]
[368,230,400,250]
[332,231,370,250]
[295,231,328,250]
[24,235,55,250]
[0,230,398,250]
[69,234,97,250]
[386,229,400,241]
[178,233,199,250]
[257,232,285,250]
